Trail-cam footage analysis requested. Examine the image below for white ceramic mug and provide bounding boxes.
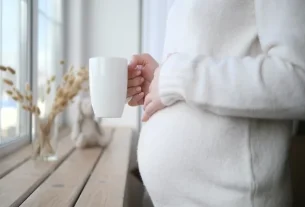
[89,56,128,118]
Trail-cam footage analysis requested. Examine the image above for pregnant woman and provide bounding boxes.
[127,0,305,206]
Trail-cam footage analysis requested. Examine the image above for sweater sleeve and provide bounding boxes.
[158,0,305,120]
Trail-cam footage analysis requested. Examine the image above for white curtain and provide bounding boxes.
[141,0,174,62]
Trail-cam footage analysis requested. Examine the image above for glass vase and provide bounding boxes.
[32,115,59,161]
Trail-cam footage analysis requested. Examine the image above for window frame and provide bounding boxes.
[0,0,33,158]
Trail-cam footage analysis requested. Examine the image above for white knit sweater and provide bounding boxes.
[138,0,305,207]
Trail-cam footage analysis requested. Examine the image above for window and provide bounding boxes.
[0,0,64,154]
[0,0,30,144]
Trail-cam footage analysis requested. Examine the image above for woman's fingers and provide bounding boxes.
[143,93,152,110]
[127,70,142,101]
[142,112,150,122]
[142,101,159,122]
[142,81,150,96]
[128,92,145,106]
[128,76,144,87]
[128,68,141,79]
[137,98,144,105]
[127,86,141,97]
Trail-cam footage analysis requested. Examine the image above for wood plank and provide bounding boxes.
[75,127,133,207]
[0,136,74,207]
[0,128,71,179]
[0,145,31,179]
[20,148,102,207]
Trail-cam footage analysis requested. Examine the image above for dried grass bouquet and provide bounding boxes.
[0,62,89,159]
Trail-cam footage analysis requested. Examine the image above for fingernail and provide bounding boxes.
[137,70,141,75]
[139,92,144,96]
[136,87,141,92]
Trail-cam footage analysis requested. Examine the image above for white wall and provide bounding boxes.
[63,0,141,131]
[141,0,175,62]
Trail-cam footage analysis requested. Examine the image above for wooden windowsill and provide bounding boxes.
[0,127,133,207]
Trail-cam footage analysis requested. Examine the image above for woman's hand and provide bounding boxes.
[127,53,159,106]
[141,53,177,121]
[142,67,166,122]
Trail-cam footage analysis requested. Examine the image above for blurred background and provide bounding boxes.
[0,0,175,146]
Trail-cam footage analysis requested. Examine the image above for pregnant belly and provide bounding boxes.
[138,102,292,206]
[138,102,251,195]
